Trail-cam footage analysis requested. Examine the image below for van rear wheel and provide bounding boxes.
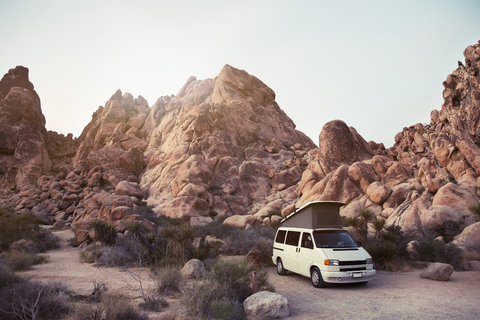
[311,267,325,288]
[276,258,287,275]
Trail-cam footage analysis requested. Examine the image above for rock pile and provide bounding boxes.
[293,41,480,259]
[1,41,480,256]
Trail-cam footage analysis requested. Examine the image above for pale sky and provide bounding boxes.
[1,1,479,147]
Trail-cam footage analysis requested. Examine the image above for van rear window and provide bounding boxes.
[285,231,301,246]
[275,230,287,243]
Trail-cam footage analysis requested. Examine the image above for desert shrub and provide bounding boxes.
[79,243,101,263]
[101,292,148,320]
[366,241,400,271]
[0,210,59,253]
[96,243,140,267]
[155,265,183,295]
[73,303,104,320]
[183,279,225,317]
[221,226,275,266]
[189,236,221,261]
[134,202,156,222]
[5,251,35,271]
[195,217,239,239]
[183,258,273,319]
[470,205,480,221]
[431,220,465,242]
[344,208,375,245]
[0,280,70,320]
[413,239,469,270]
[0,262,21,289]
[90,220,117,246]
[365,225,409,271]
[126,221,145,236]
[90,280,109,302]
[156,222,196,264]
[210,299,244,320]
[9,239,40,254]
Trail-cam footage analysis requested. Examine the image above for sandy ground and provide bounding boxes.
[21,228,158,299]
[20,228,480,320]
[267,263,480,320]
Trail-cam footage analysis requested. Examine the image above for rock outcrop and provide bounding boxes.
[293,41,480,252]
[139,65,315,219]
[0,66,51,192]
[2,41,480,254]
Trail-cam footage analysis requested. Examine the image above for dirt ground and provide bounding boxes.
[21,228,480,320]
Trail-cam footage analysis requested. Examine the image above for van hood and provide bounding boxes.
[320,247,371,261]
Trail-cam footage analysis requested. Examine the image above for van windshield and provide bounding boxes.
[313,230,357,248]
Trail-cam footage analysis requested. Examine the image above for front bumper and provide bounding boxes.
[322,269,376,283]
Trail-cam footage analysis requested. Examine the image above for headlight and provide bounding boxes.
[324,259,339,266]
[366,258,372,264]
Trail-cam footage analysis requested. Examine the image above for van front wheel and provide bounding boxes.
[277,258,287,275]
[311,267,325,288]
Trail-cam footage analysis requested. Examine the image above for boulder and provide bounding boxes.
[115,181,144,199]
[366,182,392,205]
[181,259,206,279]
[420,263,454,281]
[243,291,289,320]
[223,215,259,229]
[73,219,93,245]
[452,222,480,260]
[317,120,374,174]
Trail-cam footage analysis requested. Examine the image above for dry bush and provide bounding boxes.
[0,280,70,320]
[5,251,35,271]
[183,258,274,319]
[155,265,183,295]
[101,292,148,320]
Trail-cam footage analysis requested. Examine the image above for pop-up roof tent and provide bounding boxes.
[280,201,345,229]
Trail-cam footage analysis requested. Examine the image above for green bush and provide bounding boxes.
[0,210,59,253]
[183,258,274,319]
[413,239,469,270]
[90,220,117,246]
[364,225,409,271]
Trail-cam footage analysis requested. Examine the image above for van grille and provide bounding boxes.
[340,267,367,272]
[339,260,366,266]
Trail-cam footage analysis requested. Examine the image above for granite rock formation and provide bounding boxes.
[0,66,51,193]
[1,41,480,258]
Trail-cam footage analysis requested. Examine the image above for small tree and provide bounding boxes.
[345,208,375,245]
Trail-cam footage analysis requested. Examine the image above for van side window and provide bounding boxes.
[275,230,287,243]
[285,231,301,246]
[301,232,313,249]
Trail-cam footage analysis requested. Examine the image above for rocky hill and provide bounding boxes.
[1,42,480,257]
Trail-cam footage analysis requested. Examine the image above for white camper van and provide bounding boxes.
[272,201,376,288]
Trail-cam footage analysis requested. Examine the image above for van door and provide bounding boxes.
[283,230,301,272]
[297,232,314,277]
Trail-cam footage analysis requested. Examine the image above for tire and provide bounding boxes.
[311,267,325,288]
[276,258,287,275]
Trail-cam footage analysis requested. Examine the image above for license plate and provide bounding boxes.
[353,273,362,278]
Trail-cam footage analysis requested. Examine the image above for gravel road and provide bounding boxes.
[267,264,480,319]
